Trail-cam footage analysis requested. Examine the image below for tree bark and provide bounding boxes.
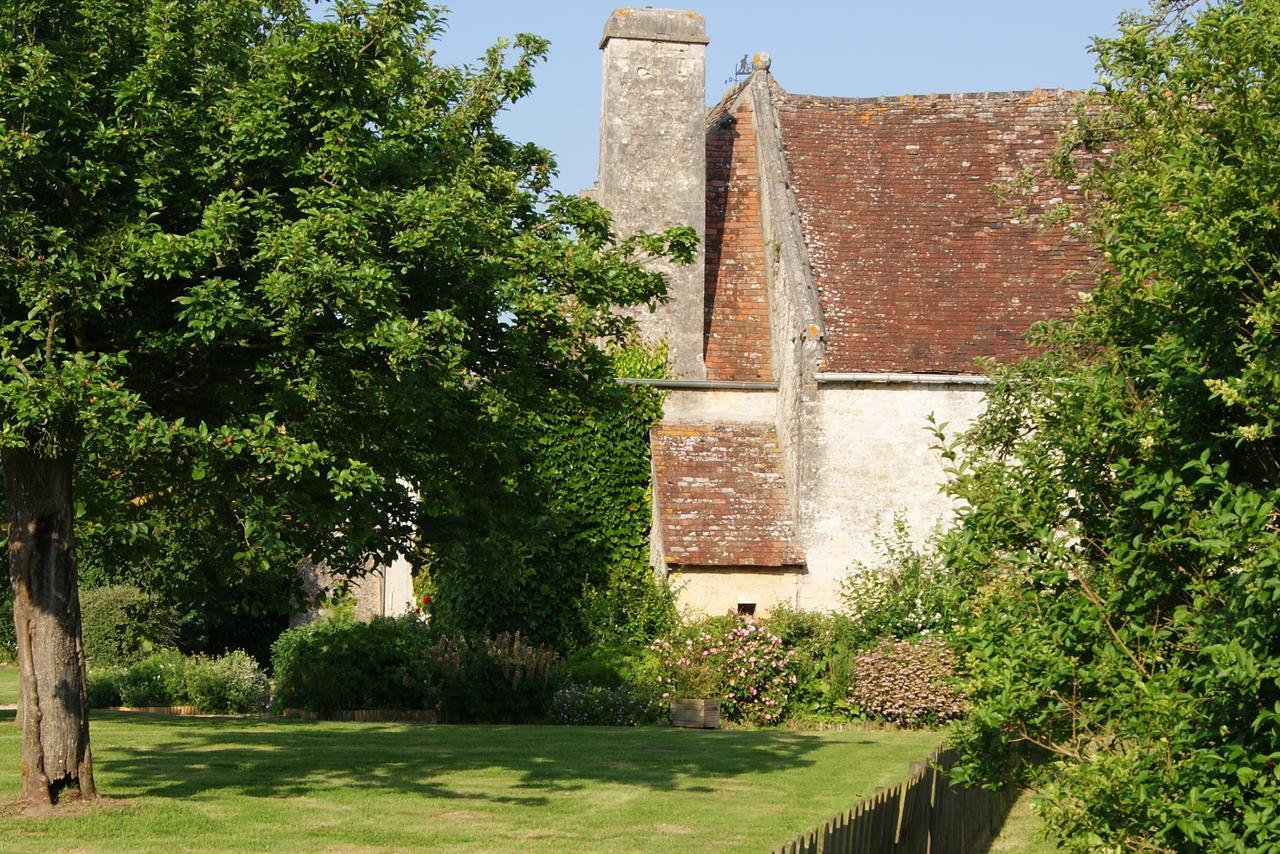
[4,447,96,805]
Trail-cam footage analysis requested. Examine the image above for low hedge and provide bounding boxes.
[87,649,270,713]
[270,616,564,723]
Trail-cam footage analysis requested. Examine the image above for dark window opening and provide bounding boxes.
[737,602,756,617]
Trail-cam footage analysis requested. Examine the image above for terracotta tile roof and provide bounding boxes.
[651,423,802,567]
[704,96,773,381]
[775,89,1094,374]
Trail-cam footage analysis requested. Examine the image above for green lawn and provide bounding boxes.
[0,712,940,852]
[0,666,16,706]
[989,789,1061,853]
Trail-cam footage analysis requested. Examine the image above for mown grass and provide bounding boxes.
[989,789,1061,853]
[0,712,940,852]
[0,666,16,705]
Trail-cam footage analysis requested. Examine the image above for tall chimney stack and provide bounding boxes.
[597,8,708,380]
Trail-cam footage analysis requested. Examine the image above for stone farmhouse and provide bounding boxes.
[591,8,1093,616]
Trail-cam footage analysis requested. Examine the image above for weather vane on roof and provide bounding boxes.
[724,54,752,86]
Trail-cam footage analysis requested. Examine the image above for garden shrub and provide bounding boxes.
[271,618,563,722]
[652,615,797,726]
[431,631,563,723]
[86,668,124,708]
[846,638,964,728]
[760,606,860,719]
[271,615,438,713]
[551,683,660,726]
[838,514,971,649]
[112,649,270,712]
[562,643,657,689]
[117,649,191,707]
[186,650,271,713]
[80,583,180,666]
[0,585,14,663]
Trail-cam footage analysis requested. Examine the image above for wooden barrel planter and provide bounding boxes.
[670,698,720,728]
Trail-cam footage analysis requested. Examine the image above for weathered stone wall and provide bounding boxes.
[749,69,827,561]
[668,566,800,615]
[669,383,984,616]
[799,383,986,607]
[597,8,708,380]
[291,556,415,626]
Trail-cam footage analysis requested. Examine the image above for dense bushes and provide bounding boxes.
[431,632,563,724]
[270,617,564,723]
[652,615,799,726]
[846,638,965,727]
[187,650,273,714]
[271,615,438,714]
[80,584,180,666]
[939,3,1280,848]
[838,515,970,650]
[551,684,660,726]
[88,649,270,713]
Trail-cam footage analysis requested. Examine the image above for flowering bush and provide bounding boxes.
[112,649,271,712]
[846,637,965,727]
[652,616,797,726]
[718,620,797,726]
[551,683,660,726]
[117,649,191,707]
[838,514,970,648]
[651,626,724,699]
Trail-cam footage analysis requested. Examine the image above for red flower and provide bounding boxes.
[421,594,432,605]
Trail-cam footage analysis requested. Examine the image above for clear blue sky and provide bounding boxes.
[385,2,1140,194]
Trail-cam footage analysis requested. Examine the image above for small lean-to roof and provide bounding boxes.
[773,87,1094,374]
[651,423,803,567]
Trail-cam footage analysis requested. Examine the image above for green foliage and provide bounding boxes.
[838,513,970,649]
[85,668,124,708]
[846,638,965,728]
[428,344,678,650]
[79,584,179,666]
[112,649,269,712]
[0,0,694,686]
[430,631,564,723]
[943,2,1280,849]
[562,643,659,690]
[270,618,563,722]
[270,615,438,713]
[550,683,661,726]
[185,650,271,714]
[0,587,14,663]
[651,615,798,726]
[116,650,192,707]
[759,606,860,719]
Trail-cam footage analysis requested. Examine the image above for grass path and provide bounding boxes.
[989,789,1060,853]
[0,712,940,852]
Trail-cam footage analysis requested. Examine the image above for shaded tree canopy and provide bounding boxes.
[0,0,692,804]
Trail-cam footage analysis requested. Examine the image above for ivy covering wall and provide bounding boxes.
[426,346,675,650]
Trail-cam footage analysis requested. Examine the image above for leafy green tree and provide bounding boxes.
[943,1,1280,849]
[0,0,692,805]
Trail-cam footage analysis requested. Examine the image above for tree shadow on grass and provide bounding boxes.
[64,711,883,807]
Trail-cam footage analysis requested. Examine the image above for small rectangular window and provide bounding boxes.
[737,602,756,616]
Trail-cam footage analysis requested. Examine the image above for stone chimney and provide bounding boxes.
[597,8,708,380]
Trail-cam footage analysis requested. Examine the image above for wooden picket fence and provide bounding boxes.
[772,744,1017,854]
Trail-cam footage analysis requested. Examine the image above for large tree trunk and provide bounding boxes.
[4,447,95,805]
